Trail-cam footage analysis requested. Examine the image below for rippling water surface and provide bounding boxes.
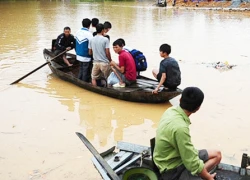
[1,1,250,179]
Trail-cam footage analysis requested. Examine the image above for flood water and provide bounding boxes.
[1,1,250,179]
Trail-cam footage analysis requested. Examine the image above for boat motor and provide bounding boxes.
[241,153,250,168]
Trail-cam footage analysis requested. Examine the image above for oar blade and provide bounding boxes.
[75,132,120,180]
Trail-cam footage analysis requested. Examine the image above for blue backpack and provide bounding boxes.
[129,49,147,72]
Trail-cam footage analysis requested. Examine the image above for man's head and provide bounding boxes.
[82,18,91,28]
[117,38,125,47]
[91,18,99,27]
[96,23,105,34]
[180,87,204,113]
[159,44,171,57]
[63,26,71,37]
[113,39,123,54]
[104,21,112,33]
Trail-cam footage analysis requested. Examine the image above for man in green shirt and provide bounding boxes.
[153,87,221,180]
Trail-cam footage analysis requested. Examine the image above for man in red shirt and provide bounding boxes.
[108,39,137,87]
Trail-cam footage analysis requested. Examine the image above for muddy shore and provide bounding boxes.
[165,0,250,10]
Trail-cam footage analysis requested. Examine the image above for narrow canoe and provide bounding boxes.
[43,48,182,103]
[76,132,250,180]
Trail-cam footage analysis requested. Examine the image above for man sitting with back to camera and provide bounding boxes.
[54,26,75,66]
[154,87,222,180]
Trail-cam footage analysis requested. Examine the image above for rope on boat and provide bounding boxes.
[140,150,150,167]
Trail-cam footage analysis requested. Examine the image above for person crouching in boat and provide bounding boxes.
[107,39,137,88]
[152,44,181,94]
[153,87,222,180]
[75,18,93,82]
[54,26,75,66]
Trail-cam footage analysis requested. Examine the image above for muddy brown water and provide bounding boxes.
[1,1,250,179]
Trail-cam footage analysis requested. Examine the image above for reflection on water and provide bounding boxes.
[1,1,250,179]
[18,74,171,147]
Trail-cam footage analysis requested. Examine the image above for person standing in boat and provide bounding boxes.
[75,18,93,82]
[153,87,222,180]
[107,39,137,87]
[91,18,99,36]
[55,26,75,66]
[88,23,112,86]
[103,21,112,40]
[93,21,112,40]
[152,44,181,94]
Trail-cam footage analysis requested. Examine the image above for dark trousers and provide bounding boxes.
[78,62,91,82]
[161,165,186,180]
[161,150,208,180]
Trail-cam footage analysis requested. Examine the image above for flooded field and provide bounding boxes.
[1,1,250,179]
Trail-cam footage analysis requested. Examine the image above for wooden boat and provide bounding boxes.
[76,132,250,180]
[43,48,182,103]
[156,0,167,7]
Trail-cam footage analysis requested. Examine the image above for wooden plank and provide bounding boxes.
[100,146,115,157]
[136,81,154,87]
[92,157,111,180]
[117,141,151,154]
[137,79,159,85]
[76,132,120,180]
[114,154,142,174]
[107,151,133,170]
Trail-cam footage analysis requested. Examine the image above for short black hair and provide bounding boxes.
[159,44,171,55]
[104,21,112,29]
[180,87,204,112]
[82,18,91,28]
[91,18,99,27]
[117,38,125,46]
[96,23,104,33]
[105,35,110,40]
[64,26,71,31]
[113,39,123,47]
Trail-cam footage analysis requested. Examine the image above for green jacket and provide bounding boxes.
[153,106,204,175]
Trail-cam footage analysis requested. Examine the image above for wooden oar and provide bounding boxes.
[10,50,67,85]
[75,132,120,180]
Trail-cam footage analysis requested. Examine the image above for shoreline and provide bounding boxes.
[162,0,250,11]
[173,6,250,11]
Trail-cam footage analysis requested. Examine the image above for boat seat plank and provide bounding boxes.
[107,151,133,170]
[137,79,159,85]
[114,154,142,174]
[136,81,155,87]
[117,141,151,154]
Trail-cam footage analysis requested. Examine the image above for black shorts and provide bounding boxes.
[161,150,209,180]
[157,73,177,90]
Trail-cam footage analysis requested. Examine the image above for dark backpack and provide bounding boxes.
[129,49,147,72]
